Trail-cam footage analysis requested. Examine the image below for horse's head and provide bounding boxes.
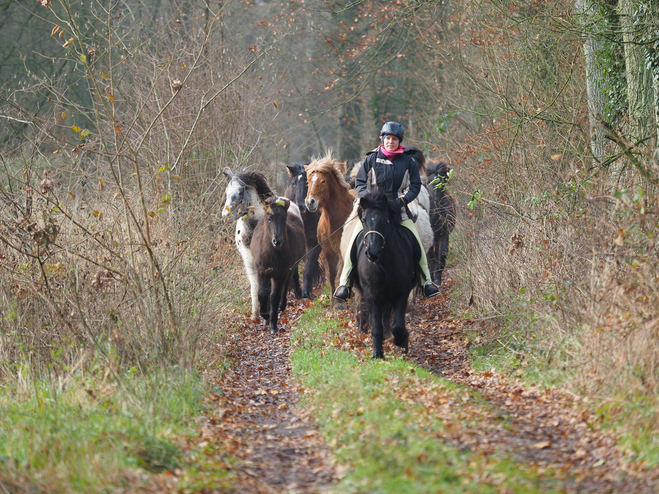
[426,161,452,192]
[304,156,349,212]
[263,197,291,248]
[222,168,250,221]
[223,168,273,222]
[286,162,310,212]
[358,191,399,263]
[304,167,327,212]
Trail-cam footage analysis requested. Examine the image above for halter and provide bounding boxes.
[363,230,386,246]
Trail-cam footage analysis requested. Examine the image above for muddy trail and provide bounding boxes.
[205,304,340,494]
[204,287,659,493]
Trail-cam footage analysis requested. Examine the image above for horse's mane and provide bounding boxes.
[237,171,275,200]
[286,162,309,176]
[404,147,426,175]
[359,190,402,225]
[306,153,350,191]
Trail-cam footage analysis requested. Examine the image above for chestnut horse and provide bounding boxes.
[304,155,356,299]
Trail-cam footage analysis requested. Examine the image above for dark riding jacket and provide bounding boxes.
[355,147,422,208]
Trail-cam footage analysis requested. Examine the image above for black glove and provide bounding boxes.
[395,197,406,210]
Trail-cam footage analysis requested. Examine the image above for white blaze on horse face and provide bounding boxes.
[222,179,243,219]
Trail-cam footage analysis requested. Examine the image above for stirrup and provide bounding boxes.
[333,285,353,302]
[423,281,440,299]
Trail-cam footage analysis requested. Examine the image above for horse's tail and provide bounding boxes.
[405,147,426,175]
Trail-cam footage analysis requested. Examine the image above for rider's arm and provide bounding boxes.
[355,155,372,198]
[402,157,421,205]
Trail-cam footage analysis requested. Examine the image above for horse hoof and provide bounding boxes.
[371,353,384,360]
[270,326,278,334]
[302,291,312,299]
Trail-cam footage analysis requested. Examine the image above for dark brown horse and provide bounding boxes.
[285,162,322,299]
[425,160,456,286]
[251,197,305,333]
[304,155,356,299]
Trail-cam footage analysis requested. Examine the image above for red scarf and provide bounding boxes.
[380,145,405,159]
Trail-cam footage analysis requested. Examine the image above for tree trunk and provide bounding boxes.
[618,0,654,141]
[575,0,606,164]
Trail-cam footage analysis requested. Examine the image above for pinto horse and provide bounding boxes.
[353,191,420,358]
[222,168,301,319]
[285,162,322,299]
[425,161,456,286]
[251,197,305,334]
[304,155,356,299]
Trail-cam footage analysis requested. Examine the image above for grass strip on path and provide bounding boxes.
[290,299,561,493]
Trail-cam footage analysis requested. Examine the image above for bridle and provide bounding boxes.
[363,229,385,246]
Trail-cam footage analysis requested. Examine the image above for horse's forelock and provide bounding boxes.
[306,157,350,190]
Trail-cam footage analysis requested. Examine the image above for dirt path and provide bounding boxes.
[199,283,659,493]
[404,284,659,493]
[206,304,339,494]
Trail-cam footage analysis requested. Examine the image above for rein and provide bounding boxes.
[288,214,360,271]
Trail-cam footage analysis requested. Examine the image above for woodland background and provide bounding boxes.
[1,0,659,490]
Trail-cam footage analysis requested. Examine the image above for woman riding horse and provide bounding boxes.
[334,121,441,301]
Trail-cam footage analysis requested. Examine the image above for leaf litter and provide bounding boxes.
[196,301,340,494]
[192,279,659,493]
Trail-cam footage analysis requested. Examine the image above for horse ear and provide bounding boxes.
[275,197,290,210]
[264,202,273,215]
[286,165,297,177]
[223,167,233,179]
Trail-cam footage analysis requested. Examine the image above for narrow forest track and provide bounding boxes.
[202,283,659,493]
[206,303,340,494]
[403,283,659,493]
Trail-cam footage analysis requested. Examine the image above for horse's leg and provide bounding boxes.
[257,274,271,325]
[356,294,369,334]
[302,245,321,299]
[236,225,259,320]
[280,271,292,312]
[328,251,340,305]
[370,304,385,359]
[391,299,409,354]
[291,263,302,300]
[429,243,441,286]
[269,277,285,334]
[436,233,449,286]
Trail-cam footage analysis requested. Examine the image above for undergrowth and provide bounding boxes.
[0,369,203,492]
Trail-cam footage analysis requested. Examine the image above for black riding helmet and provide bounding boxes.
[379,121,404,143]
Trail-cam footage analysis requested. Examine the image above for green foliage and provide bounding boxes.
[0,369,204,492]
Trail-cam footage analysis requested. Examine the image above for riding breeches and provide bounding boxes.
[338,219,431,287]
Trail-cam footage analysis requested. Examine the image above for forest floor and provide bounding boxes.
[191,284,659,493]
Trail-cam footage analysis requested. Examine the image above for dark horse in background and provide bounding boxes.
[425,161,456,286]
[251,197,305,334]
[285,162,322,299]
[352,191,421,359]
